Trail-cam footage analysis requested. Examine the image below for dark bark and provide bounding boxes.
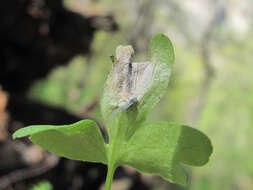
[0,0,117,95]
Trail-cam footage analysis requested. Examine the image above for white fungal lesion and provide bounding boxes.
[102,40,172,120]
[108,45,155,115]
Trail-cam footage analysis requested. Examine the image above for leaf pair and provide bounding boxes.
[13,33,212,186]
[13,120,212,185]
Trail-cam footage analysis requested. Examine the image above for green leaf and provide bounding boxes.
[150,33,174,65]
[120,122,212,185]
[30,181,53,190]
[136,33,175,122]
[13,120,107,164]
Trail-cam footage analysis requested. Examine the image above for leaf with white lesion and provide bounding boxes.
[101,34,174,130]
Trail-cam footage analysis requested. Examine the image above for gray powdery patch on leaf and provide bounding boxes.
[102,46,154,112]
[101,34,174,128]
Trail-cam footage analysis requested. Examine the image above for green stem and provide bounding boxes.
[105,139,118,190]
[104,161,116,190]
[105,114,127,190]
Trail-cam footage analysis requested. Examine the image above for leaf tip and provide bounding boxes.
[12,130,22,140]
[12,134,16,140]
[152,33,168,39]
[12,126,33,140]
[150,33,175,65]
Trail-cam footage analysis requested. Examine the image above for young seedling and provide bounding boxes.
[13,34,212,190]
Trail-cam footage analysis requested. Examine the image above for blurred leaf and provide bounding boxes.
[121,122,212,185]
[30,181,53,190]
[13,120,107,164]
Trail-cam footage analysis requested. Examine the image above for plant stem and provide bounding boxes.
[104,162,116,190]
[105,114,127,190]
[104,134,117,190]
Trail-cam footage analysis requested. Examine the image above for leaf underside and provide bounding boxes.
[13,120,107,164]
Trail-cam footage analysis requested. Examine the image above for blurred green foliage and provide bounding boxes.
[30,181,53,190]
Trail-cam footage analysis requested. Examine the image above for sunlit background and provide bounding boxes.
[1,0,253,190]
